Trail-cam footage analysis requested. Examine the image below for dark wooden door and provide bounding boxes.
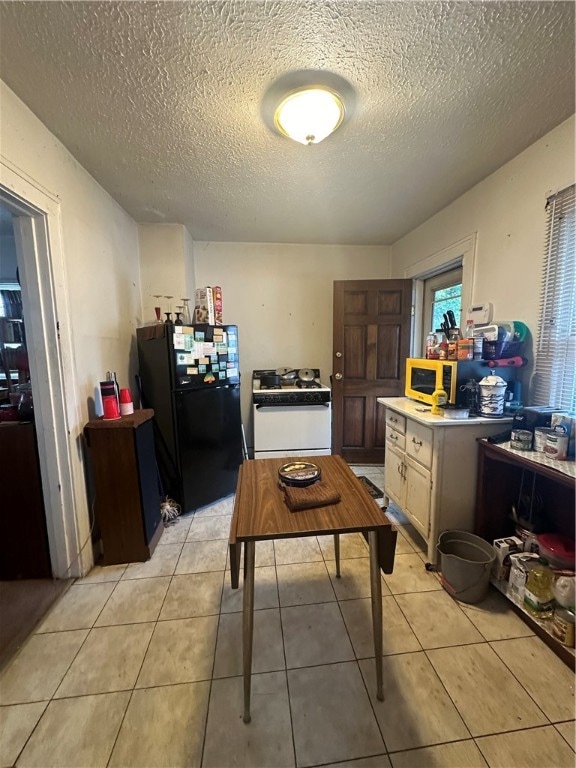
[332,279,413,464]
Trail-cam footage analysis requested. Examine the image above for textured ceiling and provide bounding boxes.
[0,1,574,245]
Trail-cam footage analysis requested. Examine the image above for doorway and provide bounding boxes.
[0,199,72,667]
[332,279,413,464]
[0,169,90,584]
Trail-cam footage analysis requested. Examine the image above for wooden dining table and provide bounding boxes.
[228,454,397,723]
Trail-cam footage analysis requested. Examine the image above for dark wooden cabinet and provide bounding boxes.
[84,409,163,565]
[0,422,52,579]
[475,439,575,668]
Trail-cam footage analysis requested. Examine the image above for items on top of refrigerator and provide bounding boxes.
[194,286,223,325]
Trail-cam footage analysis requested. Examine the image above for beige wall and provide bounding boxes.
[138,223,196,325]
[1,79,143,573]
[391,115,575,344]
[194,242,391,446]
[0,82,143,407]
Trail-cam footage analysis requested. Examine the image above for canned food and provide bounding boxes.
[510,429,533,450]
[544,426,569,460]
[533,427,555,452]
[552,607,575,647]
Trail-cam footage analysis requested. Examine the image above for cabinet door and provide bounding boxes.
[405,455,432,536]
[384,444,405,507]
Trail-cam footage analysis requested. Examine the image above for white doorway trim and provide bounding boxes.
[1,160,92,578]
[403,234,477,357]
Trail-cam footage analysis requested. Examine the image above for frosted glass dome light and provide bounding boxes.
[274,87,345,145]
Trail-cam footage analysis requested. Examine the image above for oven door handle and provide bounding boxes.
[255,402,330,409]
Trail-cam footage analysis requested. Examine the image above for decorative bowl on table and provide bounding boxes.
[278,462,321,487]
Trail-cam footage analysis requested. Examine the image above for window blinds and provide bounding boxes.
[532,184,576,412]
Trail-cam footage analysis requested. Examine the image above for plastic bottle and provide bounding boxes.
[426,331,438,359]
[457,320,474,361]
[437,330,448,360]
[523,558,554,619]
[447,329,459,361]
[431,386,448,415]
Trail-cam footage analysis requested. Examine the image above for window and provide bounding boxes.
[422,267,463,346]
[532,184,575,412]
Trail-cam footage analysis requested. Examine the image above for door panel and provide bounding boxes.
[343,326,367,378]
[343,397,365,447]
[376,325,402,380]
[333,279,412,464]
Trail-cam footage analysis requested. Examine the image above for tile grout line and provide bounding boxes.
[275,538,300,768]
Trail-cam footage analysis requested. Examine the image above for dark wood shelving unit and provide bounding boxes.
[475,439,575,669]
[84,409,163,565]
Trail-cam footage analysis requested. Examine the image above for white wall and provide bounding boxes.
[1,80,142,574]
[391,116,575,345]
[138,223,196,324]
[194,242,391,445]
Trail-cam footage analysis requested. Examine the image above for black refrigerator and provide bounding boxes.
[136,323,244,513]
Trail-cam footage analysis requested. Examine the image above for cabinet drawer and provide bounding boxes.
[406,420,433,468]
[386,410,406,435]
[385,426,406,452]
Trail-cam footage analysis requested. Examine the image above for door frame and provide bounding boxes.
[404,234,477,357]
[1,160,91,578]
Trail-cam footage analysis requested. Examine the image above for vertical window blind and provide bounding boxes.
[532,184,575,412]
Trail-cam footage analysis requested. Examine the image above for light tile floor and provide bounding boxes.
[0,464,574,768]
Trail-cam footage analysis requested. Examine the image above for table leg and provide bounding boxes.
[242,540,255,723]
[334,533,341,577]
[368,530,384,701]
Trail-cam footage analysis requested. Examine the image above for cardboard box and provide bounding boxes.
[491,536,523,581]
[194,287,215,325]
[212,285,223,325]
[506,552,540,606]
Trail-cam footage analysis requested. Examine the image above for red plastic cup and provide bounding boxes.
[119,388,134,416]
[102,396,120,420]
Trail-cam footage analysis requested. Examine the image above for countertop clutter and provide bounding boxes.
[377,396,514,427]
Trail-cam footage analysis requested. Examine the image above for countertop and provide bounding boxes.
[377,397,514,427]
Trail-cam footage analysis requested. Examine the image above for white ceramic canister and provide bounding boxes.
[478,374,508,418]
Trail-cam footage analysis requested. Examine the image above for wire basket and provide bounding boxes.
[482,339,523,360]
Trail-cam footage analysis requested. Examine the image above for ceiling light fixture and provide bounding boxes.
[261,70,355,147]
[274,86,345,146]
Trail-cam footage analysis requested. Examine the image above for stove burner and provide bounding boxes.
[296,379,320,389]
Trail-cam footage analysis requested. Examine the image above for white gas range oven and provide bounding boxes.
[252,368,332,459]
